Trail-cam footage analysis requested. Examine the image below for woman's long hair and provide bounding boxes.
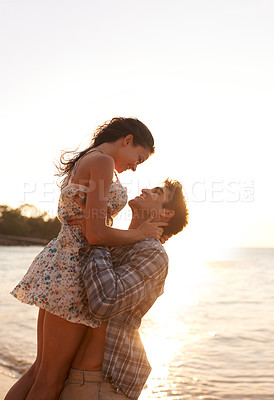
[56,117,154,185]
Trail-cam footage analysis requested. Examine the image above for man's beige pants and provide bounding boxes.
[59,369,129,400]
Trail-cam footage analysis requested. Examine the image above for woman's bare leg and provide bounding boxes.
[4,308,45,400]
[25,311,87,400]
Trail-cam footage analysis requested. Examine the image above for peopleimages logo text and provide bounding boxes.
[18,179,255,208]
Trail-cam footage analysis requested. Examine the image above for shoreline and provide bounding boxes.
[0,234,49,246]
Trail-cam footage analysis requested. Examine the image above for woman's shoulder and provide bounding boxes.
[73,150,114,183]
[81,151,114,170]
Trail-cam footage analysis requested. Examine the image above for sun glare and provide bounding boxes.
[139,242,215,398]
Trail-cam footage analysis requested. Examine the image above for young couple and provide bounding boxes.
[5,117,188,400]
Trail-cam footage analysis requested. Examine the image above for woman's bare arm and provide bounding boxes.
[77,153,164,246]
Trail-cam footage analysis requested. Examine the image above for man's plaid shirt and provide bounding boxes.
[79,238,169,400]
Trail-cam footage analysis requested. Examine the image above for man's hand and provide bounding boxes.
[137,216,168,241]
[66,196,87,235]
[67,214,86,227]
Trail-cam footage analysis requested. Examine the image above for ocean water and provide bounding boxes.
[0,245,273,399]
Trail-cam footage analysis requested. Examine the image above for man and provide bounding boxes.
[59,178,188,400]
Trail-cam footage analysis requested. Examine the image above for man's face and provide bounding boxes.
[129,186,171,219]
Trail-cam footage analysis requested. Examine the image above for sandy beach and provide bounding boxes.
[0,375,17,399]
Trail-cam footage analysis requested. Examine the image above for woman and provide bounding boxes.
[5,117,164,400]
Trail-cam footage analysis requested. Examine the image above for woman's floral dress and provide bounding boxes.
[11,160,128,327]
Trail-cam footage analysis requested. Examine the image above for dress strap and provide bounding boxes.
[85,149,105,156]
[114,170,121,184]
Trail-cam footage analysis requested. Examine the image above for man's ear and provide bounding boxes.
[164,209,175,219]
[157,208,175,222]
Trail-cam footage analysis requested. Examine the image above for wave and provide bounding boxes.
[0,349,31,377]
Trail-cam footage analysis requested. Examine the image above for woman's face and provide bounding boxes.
[115,137,151,173]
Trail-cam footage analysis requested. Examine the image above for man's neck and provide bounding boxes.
[128,208,149,230]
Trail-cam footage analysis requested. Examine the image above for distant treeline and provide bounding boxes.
[0,204,61,240]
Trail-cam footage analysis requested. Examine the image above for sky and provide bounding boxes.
[1,0,274,251]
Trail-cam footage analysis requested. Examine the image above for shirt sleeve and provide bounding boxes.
[80,244,168,321]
